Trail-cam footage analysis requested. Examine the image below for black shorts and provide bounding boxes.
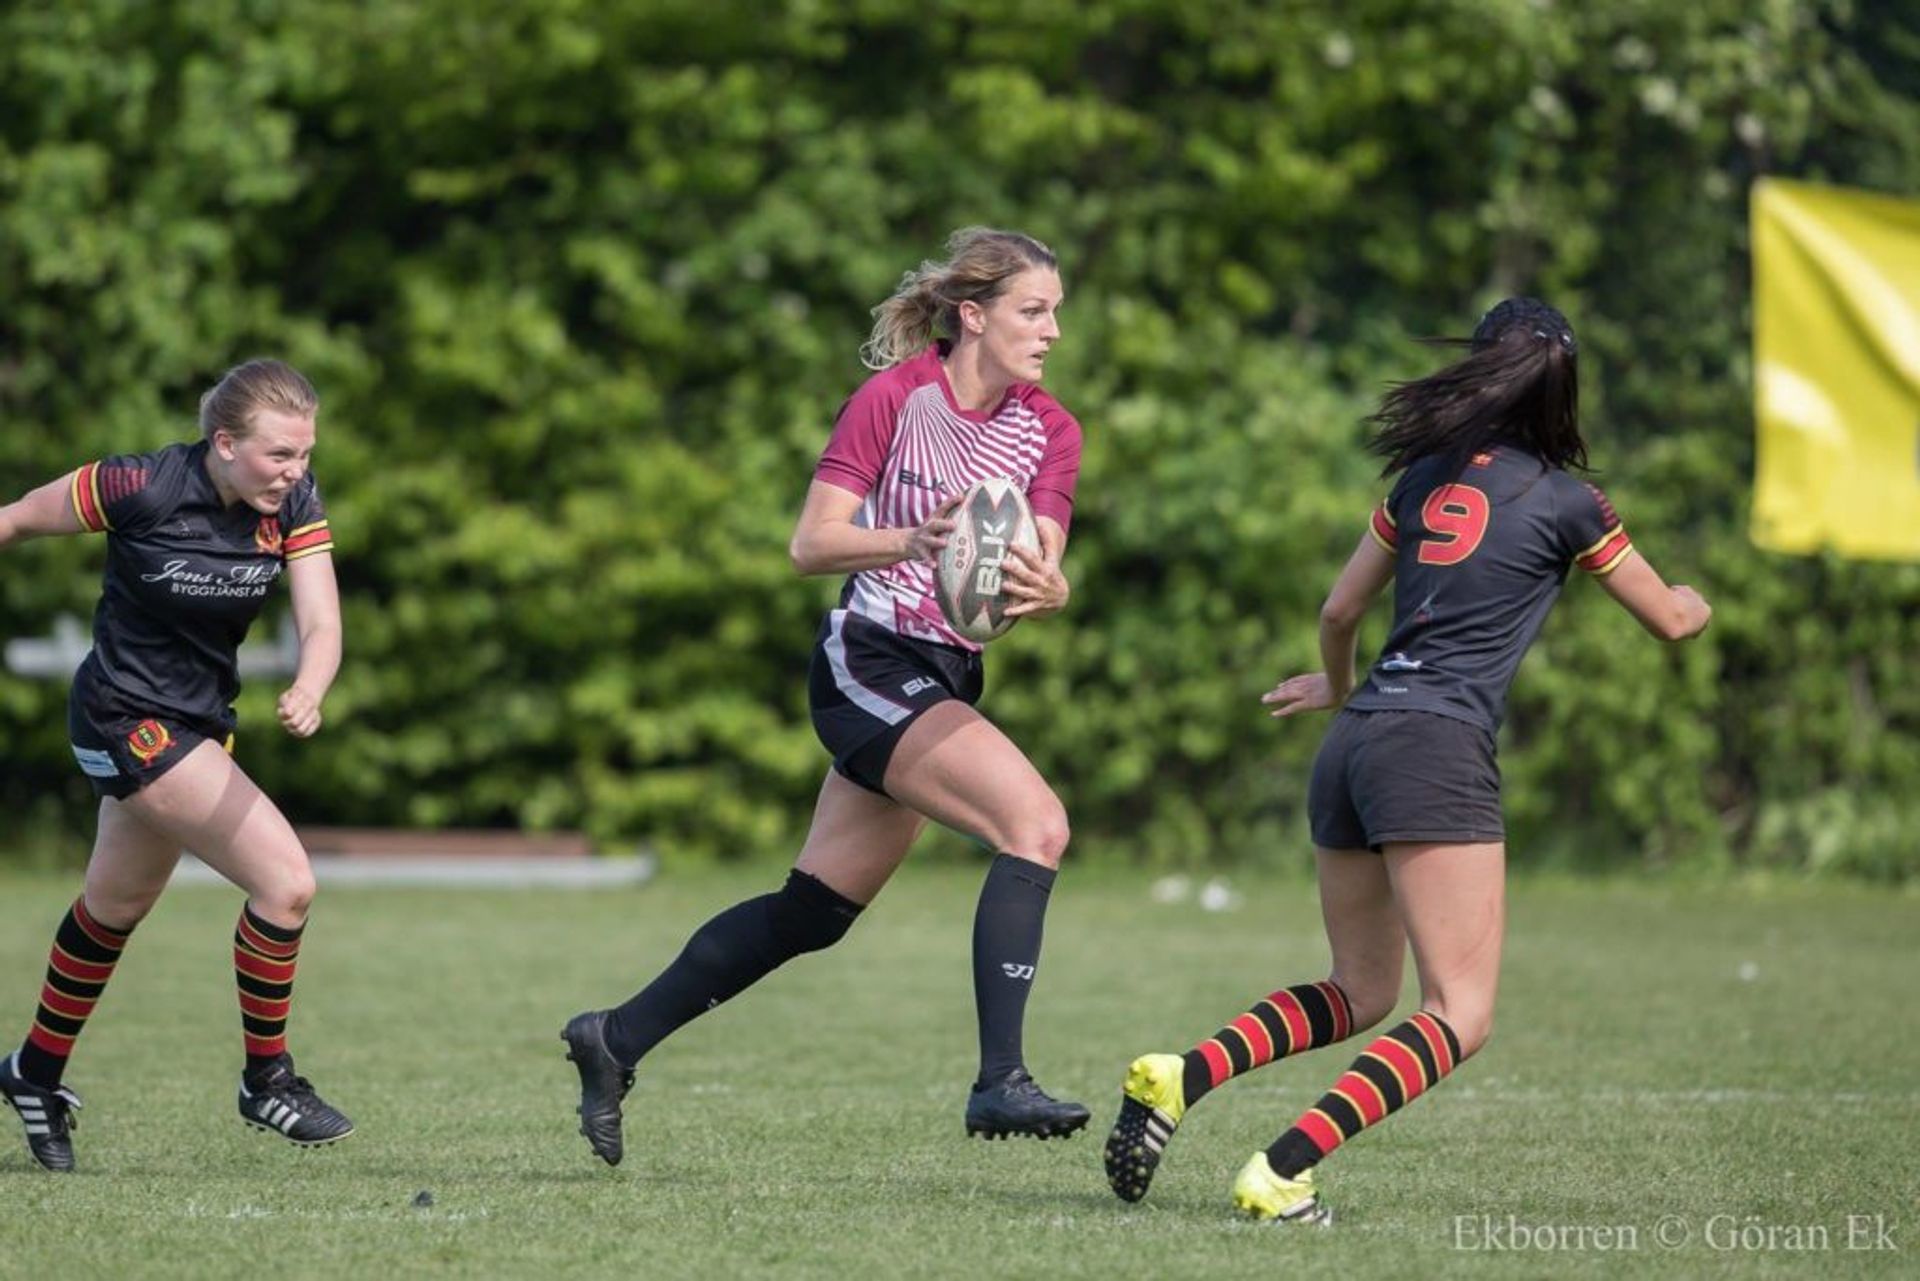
[1308,709,1504,852]
[809,610,983,795]
[67,675,233,800]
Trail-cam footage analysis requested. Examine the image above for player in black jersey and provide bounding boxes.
[0,360,353,1171]
[1103,299,1712,1223]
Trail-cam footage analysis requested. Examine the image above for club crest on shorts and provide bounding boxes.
[127,719,174,766]
[254,516,284,556]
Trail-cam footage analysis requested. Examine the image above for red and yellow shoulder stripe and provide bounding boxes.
[69,461,150,532]
[69,462,110,532]
[1576,524,1633,575]
[1368,500,1398,552]
[283,520,333,561]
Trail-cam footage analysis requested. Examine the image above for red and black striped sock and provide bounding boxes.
[234,906,303,1074]
[17,898,133,1088]
[1264,1010,1464,1177]
[1180,980,1354,1107]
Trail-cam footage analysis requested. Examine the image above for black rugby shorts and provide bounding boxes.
[809,610,983,796]
[68,677,233,800]
[1307,709,1504,851]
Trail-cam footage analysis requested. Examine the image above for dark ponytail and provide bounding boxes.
[1368,298,1586,477]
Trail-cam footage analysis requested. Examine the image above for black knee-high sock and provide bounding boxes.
[971,853,1057,1085]
[602,871,862,1067]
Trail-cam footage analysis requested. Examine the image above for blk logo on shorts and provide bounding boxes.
[127,720,174,766]
[902,677,939,697]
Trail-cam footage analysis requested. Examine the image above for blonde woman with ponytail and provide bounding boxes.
[564,228,1091,1163]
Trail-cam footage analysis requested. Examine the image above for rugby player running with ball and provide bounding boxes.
[563,228,1091,1164]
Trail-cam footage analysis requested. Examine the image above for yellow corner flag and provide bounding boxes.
[1751,178,1920,559]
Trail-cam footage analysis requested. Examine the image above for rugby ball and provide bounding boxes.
[934,478,1040,644]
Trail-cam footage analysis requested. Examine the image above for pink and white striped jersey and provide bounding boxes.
[814,345,1084,651]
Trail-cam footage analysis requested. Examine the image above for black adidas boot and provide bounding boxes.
[238,1054,355,1146]
[1,1051,82,1172]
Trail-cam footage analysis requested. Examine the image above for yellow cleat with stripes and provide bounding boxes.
[1231,1151,1332,1226]
[1102,1053,1187,1202]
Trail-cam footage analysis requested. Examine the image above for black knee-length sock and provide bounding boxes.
[971,853,1057,1085]
[602,871,862,1067]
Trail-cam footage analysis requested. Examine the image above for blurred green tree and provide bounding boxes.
[2,0,1915,876]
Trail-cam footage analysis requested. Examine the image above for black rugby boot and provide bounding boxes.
[237,1054,355,1146]
[965,1068,1091,1140]
[1,1051,81,1172]
[562,1010,634,1166]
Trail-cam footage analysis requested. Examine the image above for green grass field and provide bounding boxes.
[0,864,1913,1279]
